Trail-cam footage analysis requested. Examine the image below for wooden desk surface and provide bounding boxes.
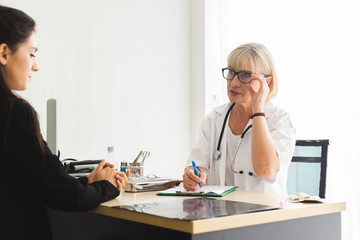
[90,190,346,234]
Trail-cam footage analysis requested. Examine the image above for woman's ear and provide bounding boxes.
[266,76,272,85]
[0,43,10,66]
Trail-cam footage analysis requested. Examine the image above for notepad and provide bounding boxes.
[157,185,238,197]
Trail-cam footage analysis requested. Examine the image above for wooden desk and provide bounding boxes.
[48,190,346,240]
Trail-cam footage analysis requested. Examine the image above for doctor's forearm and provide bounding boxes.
[251,117,279,178]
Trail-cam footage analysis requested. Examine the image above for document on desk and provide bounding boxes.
[157,185,238,197]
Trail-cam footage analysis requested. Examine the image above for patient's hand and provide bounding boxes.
[87,160,129,191]
[87,160,113,184]
[114,170,130,190]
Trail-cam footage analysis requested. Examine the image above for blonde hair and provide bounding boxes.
[227,43,278,101]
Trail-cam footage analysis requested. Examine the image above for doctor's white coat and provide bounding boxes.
[186,101,296,195]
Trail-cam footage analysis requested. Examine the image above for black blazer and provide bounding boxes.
[0,98,119,239]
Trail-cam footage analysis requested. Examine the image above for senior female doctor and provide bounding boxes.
[183,43,296,195]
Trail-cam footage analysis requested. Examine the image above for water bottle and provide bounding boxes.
[106,146,119,170]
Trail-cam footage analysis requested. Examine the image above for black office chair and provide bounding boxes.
[286,139,330,198]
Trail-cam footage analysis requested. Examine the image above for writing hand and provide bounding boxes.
[182,166,207,191]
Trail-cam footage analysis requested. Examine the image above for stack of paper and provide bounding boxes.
[125,178,181,192]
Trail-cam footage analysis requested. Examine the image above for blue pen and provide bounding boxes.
[192,161,202,187]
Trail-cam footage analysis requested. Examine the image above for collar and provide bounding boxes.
[215,101,275,116]
[214,102,233,116]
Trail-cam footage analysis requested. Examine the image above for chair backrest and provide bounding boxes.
[287,139,329,198]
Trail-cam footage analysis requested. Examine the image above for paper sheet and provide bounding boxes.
[159,185,237,195]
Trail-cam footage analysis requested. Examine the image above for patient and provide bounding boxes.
[0,5,128,239]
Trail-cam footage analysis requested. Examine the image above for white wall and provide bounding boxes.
[2,0,192,179]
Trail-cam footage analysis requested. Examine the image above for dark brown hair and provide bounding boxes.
[0,5,45,154]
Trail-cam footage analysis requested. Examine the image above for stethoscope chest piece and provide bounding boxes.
[213,103,253,162]
[213,150,222,160]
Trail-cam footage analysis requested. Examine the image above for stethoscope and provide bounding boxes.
[213,103,252,161]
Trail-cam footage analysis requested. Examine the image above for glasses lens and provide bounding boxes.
[239,71,252,83]
[223,69,234,80]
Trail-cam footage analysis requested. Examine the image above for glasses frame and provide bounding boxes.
[222,68,269,84]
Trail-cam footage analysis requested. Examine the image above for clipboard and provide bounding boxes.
[157,185,238,197]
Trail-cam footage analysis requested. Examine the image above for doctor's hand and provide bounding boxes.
[182,166,207,191]
[245,73,271,112]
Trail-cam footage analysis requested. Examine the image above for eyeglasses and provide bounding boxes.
[222,68,268,84]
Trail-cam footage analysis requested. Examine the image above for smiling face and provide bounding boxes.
[0,31,39,91]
